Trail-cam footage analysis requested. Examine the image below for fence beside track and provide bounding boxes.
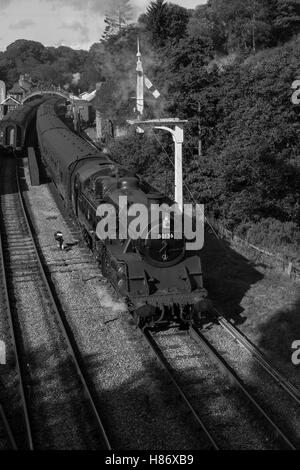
[207,216,300,281]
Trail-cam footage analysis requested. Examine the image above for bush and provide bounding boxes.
[241,217,300,259]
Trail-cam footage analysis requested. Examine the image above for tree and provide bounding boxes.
[205,0,272,53]
[187,0,300,53]
[158,35,215,119]
[141,0,168,46]
[90,25,139,122]
[139,0,190,46]
[269,0,300,43]
[101,0,133,42]
[0,39,88,89]
[187,4,226,51]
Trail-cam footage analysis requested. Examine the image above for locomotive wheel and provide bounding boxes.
[132,311,146,329]
[132,306,167,329]
[193,299,214,324]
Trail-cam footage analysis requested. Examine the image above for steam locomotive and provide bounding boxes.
[36,98,210,327]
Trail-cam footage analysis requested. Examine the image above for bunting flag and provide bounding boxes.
[144,75,160,99]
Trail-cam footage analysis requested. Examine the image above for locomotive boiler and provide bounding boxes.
[36,98,210,327]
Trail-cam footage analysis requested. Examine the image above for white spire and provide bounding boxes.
[137,36,141,58]
[136,36,144,117]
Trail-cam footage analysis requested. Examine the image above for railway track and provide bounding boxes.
[216,311,300,405]
[0,164,30,450]
[195,308,300,448]
[0,155,111,449]
[188,325,296,450]
[138,321,298,449]
[137,325,220,450]
[0,403,17,450]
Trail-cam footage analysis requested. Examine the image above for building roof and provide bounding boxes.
[80,90,96,101]
[0,96,21,106]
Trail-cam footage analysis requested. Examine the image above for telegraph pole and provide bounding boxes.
[128,118,187,211]
[136,37,144,118]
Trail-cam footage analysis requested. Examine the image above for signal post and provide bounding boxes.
[127,118,187,212]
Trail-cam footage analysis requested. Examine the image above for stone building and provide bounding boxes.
[8,74,32,101]
[72,99,95,125]
[0,96,20,119]
[0,74,33,119]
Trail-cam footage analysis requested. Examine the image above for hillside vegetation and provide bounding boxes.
[1,0,300,259]
[105,0,300,261]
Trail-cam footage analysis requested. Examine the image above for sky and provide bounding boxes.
[0,0,207,51]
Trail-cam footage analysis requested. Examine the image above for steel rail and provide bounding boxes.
[214,310,300,406]
[79,131,100,150]
[140,327,219,450]
[0,401,18,450]
[0,165,33,450]
[189,325,296,450]
[16,164,112,450]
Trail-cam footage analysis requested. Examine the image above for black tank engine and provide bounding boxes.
[36,98,210,327]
